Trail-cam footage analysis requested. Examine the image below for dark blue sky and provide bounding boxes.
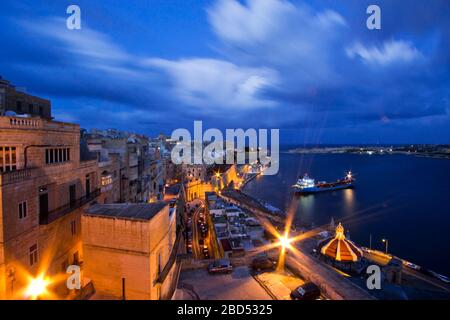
[1,0,449,144]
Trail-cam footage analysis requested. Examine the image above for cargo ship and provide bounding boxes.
[292,171,355,194]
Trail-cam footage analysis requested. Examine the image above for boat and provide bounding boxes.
[292,171,355,194]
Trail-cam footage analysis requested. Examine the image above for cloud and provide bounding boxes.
[1,0,449,142]
[144,58,278,109]
[19,18,137,75]
[346,40,424,66]
[207,0,298,45]
[207,0,348,88]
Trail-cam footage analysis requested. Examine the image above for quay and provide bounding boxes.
[209,188,450,300]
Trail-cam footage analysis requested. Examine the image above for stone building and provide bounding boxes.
[82,202,180,300]
[84,132,163,203]
[83,135,121,204]
[148,159,164,202]
[182,163,208,182]
[0,114,101,299]
[0,76,51,119]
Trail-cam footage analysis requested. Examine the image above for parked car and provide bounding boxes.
[208,259,233,274]
[290,282,320,300]
[251,256,276,271]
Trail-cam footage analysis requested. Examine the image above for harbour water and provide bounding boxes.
[243,152,450,275]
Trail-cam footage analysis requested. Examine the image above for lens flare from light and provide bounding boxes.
[25,275,50,300]
[279,236,293,249]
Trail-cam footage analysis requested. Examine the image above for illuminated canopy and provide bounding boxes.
[320,223,363,262]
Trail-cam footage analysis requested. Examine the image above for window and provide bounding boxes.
[70,220,76,236]
[29,244,38,266]
[101,175,113,186]
[28,103,33,114]
[73,251,79,265]
[16,101,22,112]
[19,201,27,219]
[0,146,17,172]
[45,148,70,164]
[39,106,44,116]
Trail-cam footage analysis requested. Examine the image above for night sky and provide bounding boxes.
[1,0,449,144]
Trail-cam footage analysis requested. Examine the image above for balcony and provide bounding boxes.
[129,153,138,167]
[0,116,79,133]
[0,168,38,185]
[128,166,138,181]
[39,188,101,225]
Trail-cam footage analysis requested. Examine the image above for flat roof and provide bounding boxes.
[165,183,181,196]
[85,202,167,221]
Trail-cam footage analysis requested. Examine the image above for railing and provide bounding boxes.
[40,188,101,225]
[0,168,34,185]
[7,117,40,127]
[0,116,79,132]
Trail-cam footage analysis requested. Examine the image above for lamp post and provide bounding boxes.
[382,238,389,254]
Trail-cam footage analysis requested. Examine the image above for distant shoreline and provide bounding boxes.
[285,145,450,159]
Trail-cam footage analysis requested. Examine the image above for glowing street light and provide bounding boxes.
[25,275,50,300]
[279,235,293,250]
[382,238,389,254]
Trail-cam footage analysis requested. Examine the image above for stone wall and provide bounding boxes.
[0,116,101,299]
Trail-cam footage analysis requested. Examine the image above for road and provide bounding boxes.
[191,205,202,258]
[363,250,450,293]
[179,266,272,300]
[254,269,305,300]
[191,199,215,260]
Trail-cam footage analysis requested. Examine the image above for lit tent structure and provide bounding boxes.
[319,223,363,263]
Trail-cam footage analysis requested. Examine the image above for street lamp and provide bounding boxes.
[382,238,389,254]
[279,235,293,250]
[25,275,50,300]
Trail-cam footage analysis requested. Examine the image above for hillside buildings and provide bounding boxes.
[84,130,164,204]
[0,77,173,300]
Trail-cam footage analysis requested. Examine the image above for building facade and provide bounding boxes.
[0,76,51,119]
[84,131,164,204]
[0,115,101,299]
[82,202,180,300]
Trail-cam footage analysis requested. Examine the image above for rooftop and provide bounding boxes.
[85,202,167,221]
[165,183,181,196]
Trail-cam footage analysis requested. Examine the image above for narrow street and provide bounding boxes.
[188,199,214,260]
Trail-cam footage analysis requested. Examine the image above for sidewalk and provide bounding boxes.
[254,270,305,300]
